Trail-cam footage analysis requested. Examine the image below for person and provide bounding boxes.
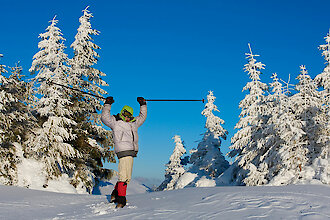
[101,96,147,208]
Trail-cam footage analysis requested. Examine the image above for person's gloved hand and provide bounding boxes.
[137,97,146,106]
[105,96,114,105]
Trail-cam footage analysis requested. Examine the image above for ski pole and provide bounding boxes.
[146,99,205,103]
[47,81,106,100]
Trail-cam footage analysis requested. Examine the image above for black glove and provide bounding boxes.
[137,97,146,106]
[105,96,114,105]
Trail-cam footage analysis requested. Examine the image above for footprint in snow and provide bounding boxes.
[90,202,137,216]
[90,202,117,216]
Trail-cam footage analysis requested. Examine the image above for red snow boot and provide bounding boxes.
[116,182,127,208]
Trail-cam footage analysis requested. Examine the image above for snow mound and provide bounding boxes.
[16,156,85,194]
[195,176,216,187]
[175,172,197,188]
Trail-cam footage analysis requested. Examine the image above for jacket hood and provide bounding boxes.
[121,105,134,115]
[120,105,135,122]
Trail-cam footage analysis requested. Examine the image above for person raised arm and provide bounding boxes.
[135,97,147,127]
[101,96,116,129]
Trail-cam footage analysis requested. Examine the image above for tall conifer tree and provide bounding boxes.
[27,16,81,188]
[244,73,286,185]
[294,65,322,158]
[315,30,330,184]
[0,59,33,185]
[158,135,187,191]
[187,91,229,183]
[0,57,17,185]
[70,6,114,188]
[229,44,268,185]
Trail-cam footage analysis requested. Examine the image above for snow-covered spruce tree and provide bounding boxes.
[317,29,330,107]
[70,7,114,187]
[0,59,33,185]
[244,73,287,185]
[296,65,328,184]
[158,135,187,191]
[266,71,310,184]
[26,16,83,190]
[189,91,229,177]
[0,57,18,185]
[229,44,269,186]
[314,31,330,184]
[0,56,8,147]
[295,66,323,162]
[175,91,229,188]
[7,62,36,144]
[270,65,322,185]
[263,72,304,185]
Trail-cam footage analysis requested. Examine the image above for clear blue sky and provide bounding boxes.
[1,0,330,181]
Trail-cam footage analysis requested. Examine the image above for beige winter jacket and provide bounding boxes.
[101,104,147,158]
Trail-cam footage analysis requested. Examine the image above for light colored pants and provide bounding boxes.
[118,156,134,184]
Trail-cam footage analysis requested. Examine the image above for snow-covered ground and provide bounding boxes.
[1,184,330,220]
